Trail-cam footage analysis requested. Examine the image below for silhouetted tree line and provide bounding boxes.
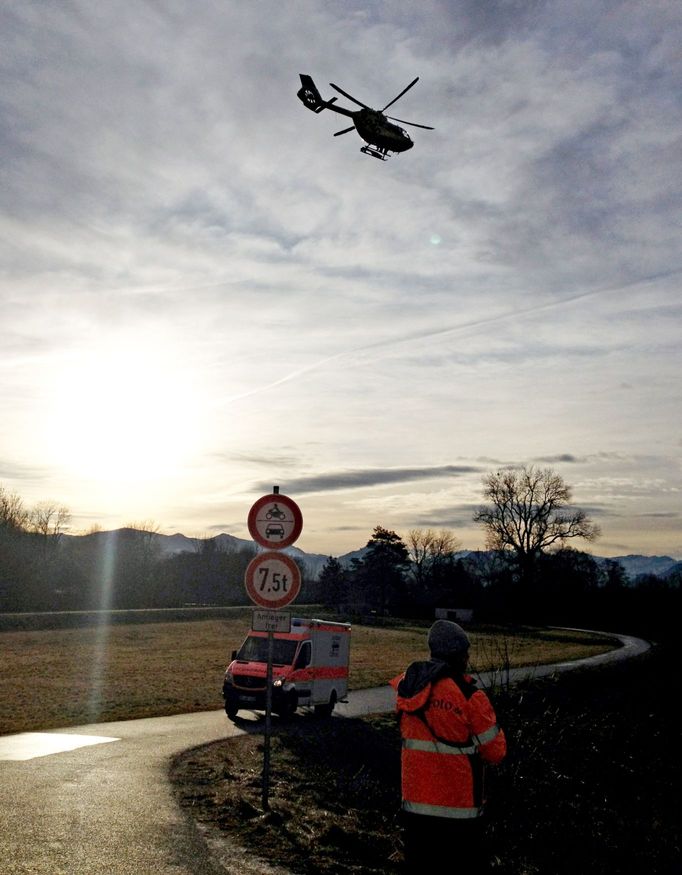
[318,464,680,643]
[2,475,679,642]
[320,530,680,642]
[0,486,319,612]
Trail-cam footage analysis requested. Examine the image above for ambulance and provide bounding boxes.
[222,617,351,720]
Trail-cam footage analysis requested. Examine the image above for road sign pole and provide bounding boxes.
[245,486,303,813]
[262,629,274,811]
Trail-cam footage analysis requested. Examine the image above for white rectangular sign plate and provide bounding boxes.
[251,609,291,633]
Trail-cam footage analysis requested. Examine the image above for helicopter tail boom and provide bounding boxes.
[297,74,353,118]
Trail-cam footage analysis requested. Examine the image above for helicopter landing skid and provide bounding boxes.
[360,145,389,161]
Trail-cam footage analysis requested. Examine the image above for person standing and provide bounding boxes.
[391,620,506,872]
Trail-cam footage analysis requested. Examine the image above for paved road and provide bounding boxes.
[335,630,651,717]
[0,710,235,874]
[0,631,649,874]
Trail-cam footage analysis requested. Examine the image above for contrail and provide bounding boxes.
[216,267,681,405]
[349,266,682,358]
[222,349,349,403]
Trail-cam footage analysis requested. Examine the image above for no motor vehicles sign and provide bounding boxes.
[247,493,303,549]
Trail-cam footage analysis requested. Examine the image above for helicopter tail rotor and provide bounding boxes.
[298,74,338,113]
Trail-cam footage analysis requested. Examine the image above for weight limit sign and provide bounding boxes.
[244,551,302,609]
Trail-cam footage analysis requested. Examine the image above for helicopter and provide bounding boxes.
[297,73,434,160]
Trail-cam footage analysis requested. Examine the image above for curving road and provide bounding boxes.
[0,631,649,874]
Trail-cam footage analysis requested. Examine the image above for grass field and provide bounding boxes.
[0,611,616,735]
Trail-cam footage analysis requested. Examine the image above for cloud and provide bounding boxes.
[255,465,482,495]
[414,503,482,529]
[572,505,613,518]
[206,523,247,532]
[223,453,300,469]
[638,512,680,519]
[532,454,582,464]
[0,460,49,481]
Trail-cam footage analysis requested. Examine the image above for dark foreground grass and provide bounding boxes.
[171,645,679,875]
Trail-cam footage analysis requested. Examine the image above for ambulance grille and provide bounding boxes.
[233,675,266,690]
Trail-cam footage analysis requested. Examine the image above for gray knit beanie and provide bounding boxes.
[427,619,470,658]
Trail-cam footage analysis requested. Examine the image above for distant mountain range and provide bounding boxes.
[593,553,681,580]
[68,530,681,582]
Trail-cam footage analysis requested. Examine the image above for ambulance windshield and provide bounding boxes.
[237,636,298,666]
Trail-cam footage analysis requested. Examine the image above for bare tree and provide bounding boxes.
[125,519,161,536]
[29,502,71,540]
[473,466,599,582]
[407,528,461,589]
[123,519,162,561]
[28,501,71,566]
[0,486,29,534]
[117,520,162,606]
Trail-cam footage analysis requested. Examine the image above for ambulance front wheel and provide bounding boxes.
[314,690,337,718]
[278,691,297,719]
[225,700,239,721]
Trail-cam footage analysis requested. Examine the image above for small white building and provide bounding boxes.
[435,607,474,624]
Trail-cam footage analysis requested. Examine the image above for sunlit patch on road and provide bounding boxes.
[0,732,119,761]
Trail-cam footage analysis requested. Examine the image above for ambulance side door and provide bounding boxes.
[289,640,313,705]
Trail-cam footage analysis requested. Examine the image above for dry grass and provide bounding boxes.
[170,716,402,874]
[350,624,613,688]
[0,616,615,735]
[0,617,249,734]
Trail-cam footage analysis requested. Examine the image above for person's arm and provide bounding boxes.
[469,690,506,764]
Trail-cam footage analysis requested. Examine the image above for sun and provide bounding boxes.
[47,333,202,483]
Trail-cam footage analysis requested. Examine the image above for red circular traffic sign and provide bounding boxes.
[247,493,303,549]
[244,552,302,609]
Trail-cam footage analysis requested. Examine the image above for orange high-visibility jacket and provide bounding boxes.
[392,660,506,820]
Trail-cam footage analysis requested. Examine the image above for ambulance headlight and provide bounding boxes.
[273,678,284,688]
[224,668,233,685]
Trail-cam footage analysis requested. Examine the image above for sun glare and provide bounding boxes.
[48,336,202,483]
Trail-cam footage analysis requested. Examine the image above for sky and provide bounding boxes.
[1,1,681,559]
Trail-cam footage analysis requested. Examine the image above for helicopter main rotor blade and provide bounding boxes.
[381,76,419,112]
[329,82,370,109]
[334,126,356,136]
[387,115,434,130]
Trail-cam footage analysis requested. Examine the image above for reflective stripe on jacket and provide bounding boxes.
[392,661,506,819]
